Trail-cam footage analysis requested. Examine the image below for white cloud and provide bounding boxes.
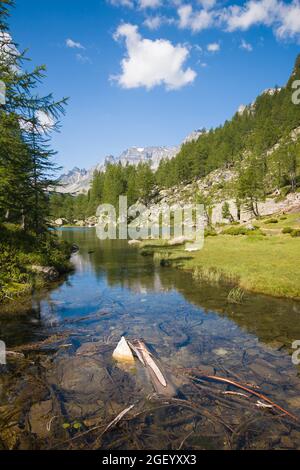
[113,23,196,90]
[108,0,134,7]
[240,38,253,50]
[224,0,276,31]
[0,32,19,71]
[144,16,163,29]
[222,0,300,40]
[66,38,85,49]
[178,4,214,32]
[198,0,217,9]
[207,42,220,51]
[139,0,161,8]
[275,1,300,39]
[107,0,300,42]
[19,111,55,134]
[143,14,175,29]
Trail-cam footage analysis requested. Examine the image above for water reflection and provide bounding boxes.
[0,228,300,450]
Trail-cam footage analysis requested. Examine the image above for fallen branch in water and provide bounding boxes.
[196,374,299,422]
[102,404,135,435]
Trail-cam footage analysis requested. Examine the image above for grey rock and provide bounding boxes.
[29,400,53,438]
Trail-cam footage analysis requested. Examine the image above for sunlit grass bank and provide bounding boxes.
[139,225,300,299]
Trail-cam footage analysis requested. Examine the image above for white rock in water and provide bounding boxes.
[112,337,135,363]
[128,240,142,246]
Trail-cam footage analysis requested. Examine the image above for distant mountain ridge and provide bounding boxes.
[57,130,204,194]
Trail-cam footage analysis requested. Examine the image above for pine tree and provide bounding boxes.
[0,0,67,232]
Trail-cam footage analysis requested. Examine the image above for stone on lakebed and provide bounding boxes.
[112,337,135,364]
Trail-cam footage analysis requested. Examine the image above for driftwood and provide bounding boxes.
[193,372,299,422]
[128,339,177,397]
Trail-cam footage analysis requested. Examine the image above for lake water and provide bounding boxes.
[0,227,300,450]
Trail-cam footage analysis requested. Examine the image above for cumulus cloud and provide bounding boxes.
[222,0,300,40]
[112,23,196,90]
[178,4,214,32]
[66,38,85,49]
[223,0,276,31]
[207,42,220,51]
[275,1,300,39]
[107,0,300,41]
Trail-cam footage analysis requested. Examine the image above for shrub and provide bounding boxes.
[265,218,278,224]
[280,185,291,197]
[221,226,249,236]
[205,227,218,237]
[282,227,293,234]
[291,229,300,238]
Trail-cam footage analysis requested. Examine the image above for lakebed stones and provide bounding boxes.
[249,359,285,384]
[48,356,111,401]
[47,355,136,411]
[76,341,112,357]
[28,400,53,439]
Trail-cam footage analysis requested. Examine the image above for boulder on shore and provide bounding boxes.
[54,218,68,227]
[31,265,60,281]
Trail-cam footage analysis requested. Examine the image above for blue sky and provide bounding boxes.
[10,0,300,171]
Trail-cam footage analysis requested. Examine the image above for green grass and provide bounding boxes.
[141,231,300,299]
[257,213,300,230]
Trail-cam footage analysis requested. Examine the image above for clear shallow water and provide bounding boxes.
[0,228,300,450]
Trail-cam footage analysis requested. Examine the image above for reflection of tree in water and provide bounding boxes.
[60,229,300,352]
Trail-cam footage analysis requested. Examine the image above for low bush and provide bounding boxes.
[282,227,293,234]
[204,227,218,237]
[265,218,278,224]
[0,224,73,302]
[221,226,249,236]
[291,229,300,238]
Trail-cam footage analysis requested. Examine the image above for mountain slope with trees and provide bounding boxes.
[51,55,300,224]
